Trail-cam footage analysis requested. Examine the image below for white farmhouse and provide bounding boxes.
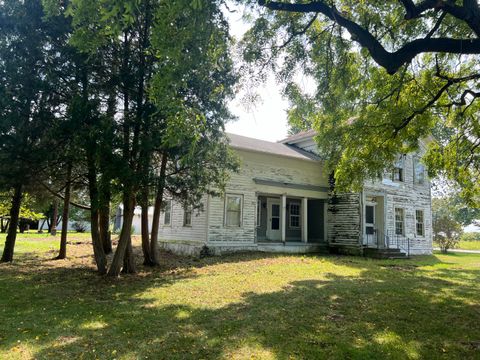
[157,130,433,257]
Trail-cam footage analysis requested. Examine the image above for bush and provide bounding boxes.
[434,236,460,253]
[72,222,87,233]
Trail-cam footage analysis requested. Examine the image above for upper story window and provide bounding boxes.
[164,200,172,226]
[289,202,300,229]
[392,155,405,182]
[395,208,405,236]
[416,209,425,236]
[225,194,242,227]
[413,157,426,184]
[183,206,192,227]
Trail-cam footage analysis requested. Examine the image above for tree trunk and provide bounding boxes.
[108,192,136,276]
[1,184,23,262]
[99,175,112,254]
[140,190,152,265]
[87,152,107,275]
[99,205,112,254]
[39,218,46,233]
[57,163,72,260]
[122,233,136,274]
[50,199,58,236]
[149,154,168,266]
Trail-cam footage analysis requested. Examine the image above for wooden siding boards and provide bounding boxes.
[363,151,433,254]
[327,193,362,248]
[158,195,208,245]
[157,135,432,256]
[207,149,329,245]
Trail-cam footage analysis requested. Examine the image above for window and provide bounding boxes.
[289,202,300,228]
[183,206,192,227]
[271,203,280,230]
[395,208,405,235]
[392,155,404,182]
[416,210,424,236]
[225,195,242,227]
[365,205,375,225]
[164,200,172,226]
[413,157,426,184]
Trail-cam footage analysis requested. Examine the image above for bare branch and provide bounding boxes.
[41,182,91,211]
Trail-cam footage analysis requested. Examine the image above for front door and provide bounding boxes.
[266,198,281,241]
[364,204,376,246]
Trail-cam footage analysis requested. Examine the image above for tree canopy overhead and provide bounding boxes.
[241,0,480,203]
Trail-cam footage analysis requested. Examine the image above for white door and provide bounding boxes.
[364,204,376,246]
[266,198,281,241]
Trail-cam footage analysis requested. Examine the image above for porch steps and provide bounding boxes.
[363,247,408,259]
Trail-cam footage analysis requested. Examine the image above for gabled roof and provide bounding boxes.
[227,133,320,161]
[279,129,317,144]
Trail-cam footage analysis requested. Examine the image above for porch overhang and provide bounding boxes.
[253,178,329,193]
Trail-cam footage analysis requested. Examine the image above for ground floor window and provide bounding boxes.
[289,202,300,228]
[395,208,404,235]
[183,206,192,227]
[225,194,242,227]
[416,209,424,236]
[164,200,172,226]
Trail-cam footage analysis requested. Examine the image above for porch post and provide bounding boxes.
[281,194,286,242]
[302,197,308,243]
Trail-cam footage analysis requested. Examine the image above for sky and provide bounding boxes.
[224,5,290,142]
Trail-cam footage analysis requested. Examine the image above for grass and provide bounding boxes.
[0,233,480,359]
[457,240,480,251]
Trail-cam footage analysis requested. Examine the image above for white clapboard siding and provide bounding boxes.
[327,193,362,247]
[157,195,208,244]
[207,149,328,244]
[363,149,433,254]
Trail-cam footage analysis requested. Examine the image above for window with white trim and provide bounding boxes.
[392,155,405,182]
[416,209,424,236]
[183,206,192,227]
[225,195,242,227]
[164,200,172,226]
[395,208,405,235]
[289,202,300,229]
[413,157,426,184]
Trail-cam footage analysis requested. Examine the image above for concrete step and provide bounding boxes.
[364,247,408,259]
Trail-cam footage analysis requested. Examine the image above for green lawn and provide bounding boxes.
[1,234,480,359]
[0,231,91,254]
[457,240,480,251]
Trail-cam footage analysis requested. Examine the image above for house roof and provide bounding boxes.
[278,129,317,144]
[227,133,320,161]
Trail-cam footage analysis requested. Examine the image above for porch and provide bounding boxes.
[256,194,327,244]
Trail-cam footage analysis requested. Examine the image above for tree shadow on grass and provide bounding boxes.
[0,251,479,359]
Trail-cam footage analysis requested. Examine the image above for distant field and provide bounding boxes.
[457,240,480,251]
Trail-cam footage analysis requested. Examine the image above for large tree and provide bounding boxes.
[67,0,238,275]
[241,0,480,203]
[0,0,67,262]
